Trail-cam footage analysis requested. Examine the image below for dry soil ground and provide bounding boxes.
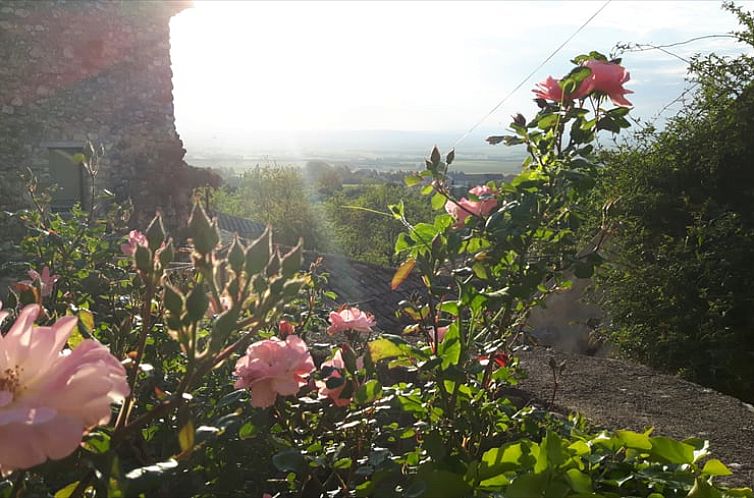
[517,347,754,487]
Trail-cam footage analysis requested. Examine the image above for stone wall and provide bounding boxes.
[0,0,213,229]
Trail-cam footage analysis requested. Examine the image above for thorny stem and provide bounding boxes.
[9,470,26,498]
[115,280,155,430]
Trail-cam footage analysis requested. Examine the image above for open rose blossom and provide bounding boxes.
[0,304,129,475]
[445,185,498,226]
[20,266,59,298]
[317,350,354,407]
[120,230,147,256]
[327,307,375,335]
[532,75,590,102]
[234,335,315,408]
[581,60,633,107]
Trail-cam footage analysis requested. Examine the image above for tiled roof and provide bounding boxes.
[304,252,426,333]
[216,212,266,240]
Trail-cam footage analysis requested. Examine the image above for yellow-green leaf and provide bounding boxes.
[78,309,94,334]
[702,458,732,476]
[391,258,416,290]
[178,419,195,453]
[54,482,80,498]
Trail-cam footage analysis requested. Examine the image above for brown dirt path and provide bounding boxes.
[516,347,754,487]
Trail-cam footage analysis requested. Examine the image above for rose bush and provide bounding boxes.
[0,50,749,498]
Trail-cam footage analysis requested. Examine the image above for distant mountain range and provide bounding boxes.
[181,128,525,159]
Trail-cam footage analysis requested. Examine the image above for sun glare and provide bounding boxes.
[169,0,752,146]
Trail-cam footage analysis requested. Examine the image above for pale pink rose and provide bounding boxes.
[0,305,129,475]
[326,307,375,335]
[532,75,590,102]
[21,266,59,298]
[581,60,633,107]
[234,335,315,408]
[317,350,351,407]
[120,230,147,256]
[445,185,498,226]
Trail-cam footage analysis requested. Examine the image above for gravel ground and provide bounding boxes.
[516,347,754,488]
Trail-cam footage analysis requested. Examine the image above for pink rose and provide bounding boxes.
[327,307,375,335]
[317,350,353,407]
[120,230,147,256]
[20,266,59,298]
[234,335,315,408]
[532,75,590,102]
[581,60,633,107]
[445,185,498,226]
[0,304,129,475]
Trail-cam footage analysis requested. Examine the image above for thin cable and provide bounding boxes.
[449,0,612,150]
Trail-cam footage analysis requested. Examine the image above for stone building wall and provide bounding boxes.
[0,0,213,229]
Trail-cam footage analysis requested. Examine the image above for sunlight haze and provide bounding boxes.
[170,1,753,155]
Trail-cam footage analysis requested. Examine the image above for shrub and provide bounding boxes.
[589,3,754,401]
[0,50,749,498]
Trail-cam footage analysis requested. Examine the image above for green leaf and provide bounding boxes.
[54,482,81,498]
[565,468,592,494]
[535,432,566,473]
[354,380,382,404]
[702,458,732,476]
[368,337,423,362]
[415,467,471,498]
[438,300,459,316]
[479,442,529,479]
[238,421,258,440]
[273,448,307,474]
[537,113,560,130]
[507,473,546,498]
[649,436,695,464]
[82,431,111,454]
[404,174,422,186]
[616,429,652,450]
[437,322,461,370]
[424,431,446,460]
[431,192,447,210]
[334,457,353,469]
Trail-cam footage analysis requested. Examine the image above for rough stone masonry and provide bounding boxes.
[0,0,214,229]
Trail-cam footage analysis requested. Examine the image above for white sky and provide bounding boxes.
[170,1,753,148]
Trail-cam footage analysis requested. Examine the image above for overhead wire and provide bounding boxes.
[448,0,612,151]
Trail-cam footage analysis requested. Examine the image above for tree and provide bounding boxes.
[324,183,432,266]
[590,3,754,401]
[213,166,328,250]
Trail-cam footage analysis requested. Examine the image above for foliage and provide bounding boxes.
[0,50,750,498]
[589,3,754,401]
[323,183,433,266]
[213,165,328,250]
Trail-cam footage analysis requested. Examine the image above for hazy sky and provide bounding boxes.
[170,1,753,150]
